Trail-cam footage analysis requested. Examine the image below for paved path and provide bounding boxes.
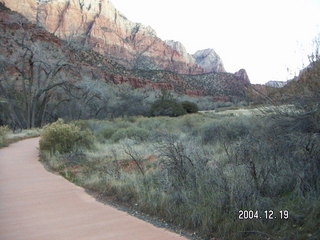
[0,138,187,240]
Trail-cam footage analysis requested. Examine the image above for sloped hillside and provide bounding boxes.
[246,60,320,105]
[1,0,216,74]
[0,2,250,93]
[0,3,250,128]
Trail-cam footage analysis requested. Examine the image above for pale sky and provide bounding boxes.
[112,0,320,84]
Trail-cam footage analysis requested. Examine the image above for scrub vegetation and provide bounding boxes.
[1,3,319,238]
[40,104,320,240]
[0,126,40,147]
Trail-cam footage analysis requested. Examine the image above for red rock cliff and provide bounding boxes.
[1,0,213,74]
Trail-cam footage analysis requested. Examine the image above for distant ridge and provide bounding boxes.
[265,80,289,88]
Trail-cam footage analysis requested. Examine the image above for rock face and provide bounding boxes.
[1,0,251,102]
[193,49,226,73]
[165,40,196,66]
[265,80,288,88]
[234,69,250,84]
[0,3,250,101]
[1,0,208,74]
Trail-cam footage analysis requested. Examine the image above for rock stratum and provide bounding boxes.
[0,0,251,103]
[1,0,228,74]
[0,2,250,100]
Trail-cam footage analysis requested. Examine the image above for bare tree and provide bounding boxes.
[122,142,145,177]
[0,22,69,128]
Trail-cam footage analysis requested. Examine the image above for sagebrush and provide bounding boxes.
[40,119,94,154]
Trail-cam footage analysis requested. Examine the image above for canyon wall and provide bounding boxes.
[2,0,227,74]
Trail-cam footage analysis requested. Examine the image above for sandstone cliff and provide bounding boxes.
[0,3,249,100]
[1,0,210,74]
[165,40,197,66]
[193,49,226,73]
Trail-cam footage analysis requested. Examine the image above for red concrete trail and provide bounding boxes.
[0,138,187,240]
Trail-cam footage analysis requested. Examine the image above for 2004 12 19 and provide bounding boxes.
[238,210,289,220]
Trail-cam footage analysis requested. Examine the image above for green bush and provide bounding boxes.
[96,127,117,141]
[181,101,198,113]
[111,127,149,142]
[150,99,186,117]
[40,119,94,153]
[0,125,10,147]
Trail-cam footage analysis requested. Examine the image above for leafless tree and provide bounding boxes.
[122,142,145,177]
[0,22,69,128]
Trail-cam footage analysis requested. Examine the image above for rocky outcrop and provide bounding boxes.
[234,69,250,84]
[165,40,196,65]
[1,0,207,74]
[265,80,288,88]
[193,49,226,73]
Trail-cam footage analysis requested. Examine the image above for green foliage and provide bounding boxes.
[0,125,10,147]
[150,90,199,117]
[40,119,94,153]
[111,127,150,142]
[96,127,118,141]
[181,101,199,113]
[150,88,187,117]
[150,99,186,117]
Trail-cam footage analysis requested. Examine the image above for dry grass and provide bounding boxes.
[1,128,41,147]
[40,107,320,240]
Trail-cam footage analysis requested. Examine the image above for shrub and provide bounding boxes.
[40,119,94,153]
[0,125,10,147]
[201,118,251,144]
[96,127,118,141]
[150,99,186,117]
[181,101,199,113]
[111,127,149,142]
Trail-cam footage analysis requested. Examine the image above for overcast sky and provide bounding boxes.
[112,0,320,84]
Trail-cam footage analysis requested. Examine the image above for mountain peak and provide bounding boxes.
[165,40,195,65]
[235,69,250,84]
[265,80,288,88]
[192,49,226,73]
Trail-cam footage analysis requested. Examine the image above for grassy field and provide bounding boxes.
[39,106,320,240]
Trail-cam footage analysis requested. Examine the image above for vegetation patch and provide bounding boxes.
[150,99,187,117]
[40,119,94,154]
[181,101,199,113]
[0,125,10,147]
[40,106,320,240]
[0,126,41,148]
[149,89,200,117]
[110,127,150,143]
